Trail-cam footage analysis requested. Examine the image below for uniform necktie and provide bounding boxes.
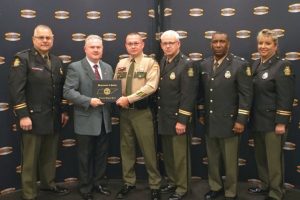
[93,64,101,80]
[125,59,135,95]
[213,61,219,73]
[43,55,51,68]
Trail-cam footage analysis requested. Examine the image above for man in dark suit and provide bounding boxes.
[63,35,113,200]
[9,25,70,200]
[197,32,252,200]
[157,30,198,200]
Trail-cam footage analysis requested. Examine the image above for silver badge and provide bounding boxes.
[170,72,176,80]
[224,71,231,78]
[262,72,268,79]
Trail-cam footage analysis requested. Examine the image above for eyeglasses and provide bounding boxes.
[161,41,177,46]
[126,42,141,46]
[33,36,53,41]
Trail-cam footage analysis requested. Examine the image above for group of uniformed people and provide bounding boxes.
[8,25,294,200]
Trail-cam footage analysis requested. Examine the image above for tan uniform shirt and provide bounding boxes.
[114,53,160,103]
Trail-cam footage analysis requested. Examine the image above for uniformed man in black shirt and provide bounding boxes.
[198,32,252,200]
[9,25,69,200]
[158,30,198,200]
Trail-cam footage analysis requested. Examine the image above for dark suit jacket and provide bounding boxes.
[63,58,113,135]
[157,52,198,135]
[9,48,65,135]
[250,55,295,132]
[198,53,253,138]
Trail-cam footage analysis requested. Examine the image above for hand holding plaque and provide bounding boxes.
[92,80,121,102]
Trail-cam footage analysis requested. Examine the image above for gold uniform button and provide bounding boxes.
[210,100,213,103]
[210,88,213,92]
[211,78,214,81]
[209,110,213,113]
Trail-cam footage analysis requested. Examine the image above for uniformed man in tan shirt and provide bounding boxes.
[114,32,161,200]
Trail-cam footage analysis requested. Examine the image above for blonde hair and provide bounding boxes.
[257,29,278,46]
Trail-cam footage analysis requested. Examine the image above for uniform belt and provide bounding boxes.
[126,103,148,110]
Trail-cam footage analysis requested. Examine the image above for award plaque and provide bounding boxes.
[92,80,121,102]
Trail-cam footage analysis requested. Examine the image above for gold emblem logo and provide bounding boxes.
[62,139,76,147]
[0,56,5,65]
[221,8,235,16]
[224,71,231,78]
[20,9,36,18]
[138,32,147,40]
[148,9,155,18]
[284,66,292,76]
[5,32,21,41]
[103,33,117,41]
[13,58,21,67]
[253,6,269,15]
[0,147,13,156]
[164,8,172,16]
[189,8,204,17]
[285,52,300,61]
[177,30,188,39]
[251,52,261,60]
[246,66,252,76]
[59,55,72,63]
[117,10,132,19]
[288,3,300,13]
[236,30,251,39]
[170,72,176,80]
[104,88,111,95]
[272,29,285,38]
[155,32,162,40]
[86,11,101,19]
[72,33,86,41]
[54,10,70,19]
[188,68,194,77]
[204,31,216,39]
[189,53,203,61]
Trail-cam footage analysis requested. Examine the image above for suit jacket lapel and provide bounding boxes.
[99,61,108,80]
[81,58,95,80]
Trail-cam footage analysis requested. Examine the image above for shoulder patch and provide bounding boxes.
[284,66,291,76]
[246,66,252,76]
[12,58,21,67]
[188,67,194,77]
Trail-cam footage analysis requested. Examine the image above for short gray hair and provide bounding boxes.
[85,35,103,46]
[160,30,180,41]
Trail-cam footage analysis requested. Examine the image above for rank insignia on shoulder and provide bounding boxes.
[188,67,194,77]
[170,72,176,80]
[284,66,291,76]
[246,66,252,76]
[12,58,21,67]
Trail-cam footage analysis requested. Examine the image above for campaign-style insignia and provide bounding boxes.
[224,71,231,78]
[246,66,252,76]
[170,72,176,80]
[284,66,291,76]
[262,72,268,79]
[13,58,20,67]
[188,67,194,77]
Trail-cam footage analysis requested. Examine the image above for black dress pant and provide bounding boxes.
[76,125,109,194]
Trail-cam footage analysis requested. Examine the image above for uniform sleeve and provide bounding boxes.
[275,61,295,124]
[63,63,91,109]
[196,61,205,118]
[178,60,198,125]
[8,55,30,118]
[127,59,160,103]
[236,62,253,124]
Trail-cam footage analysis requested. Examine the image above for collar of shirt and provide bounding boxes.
[214,54,226,66]
[86,57,103,79]
[129,53,144,64]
